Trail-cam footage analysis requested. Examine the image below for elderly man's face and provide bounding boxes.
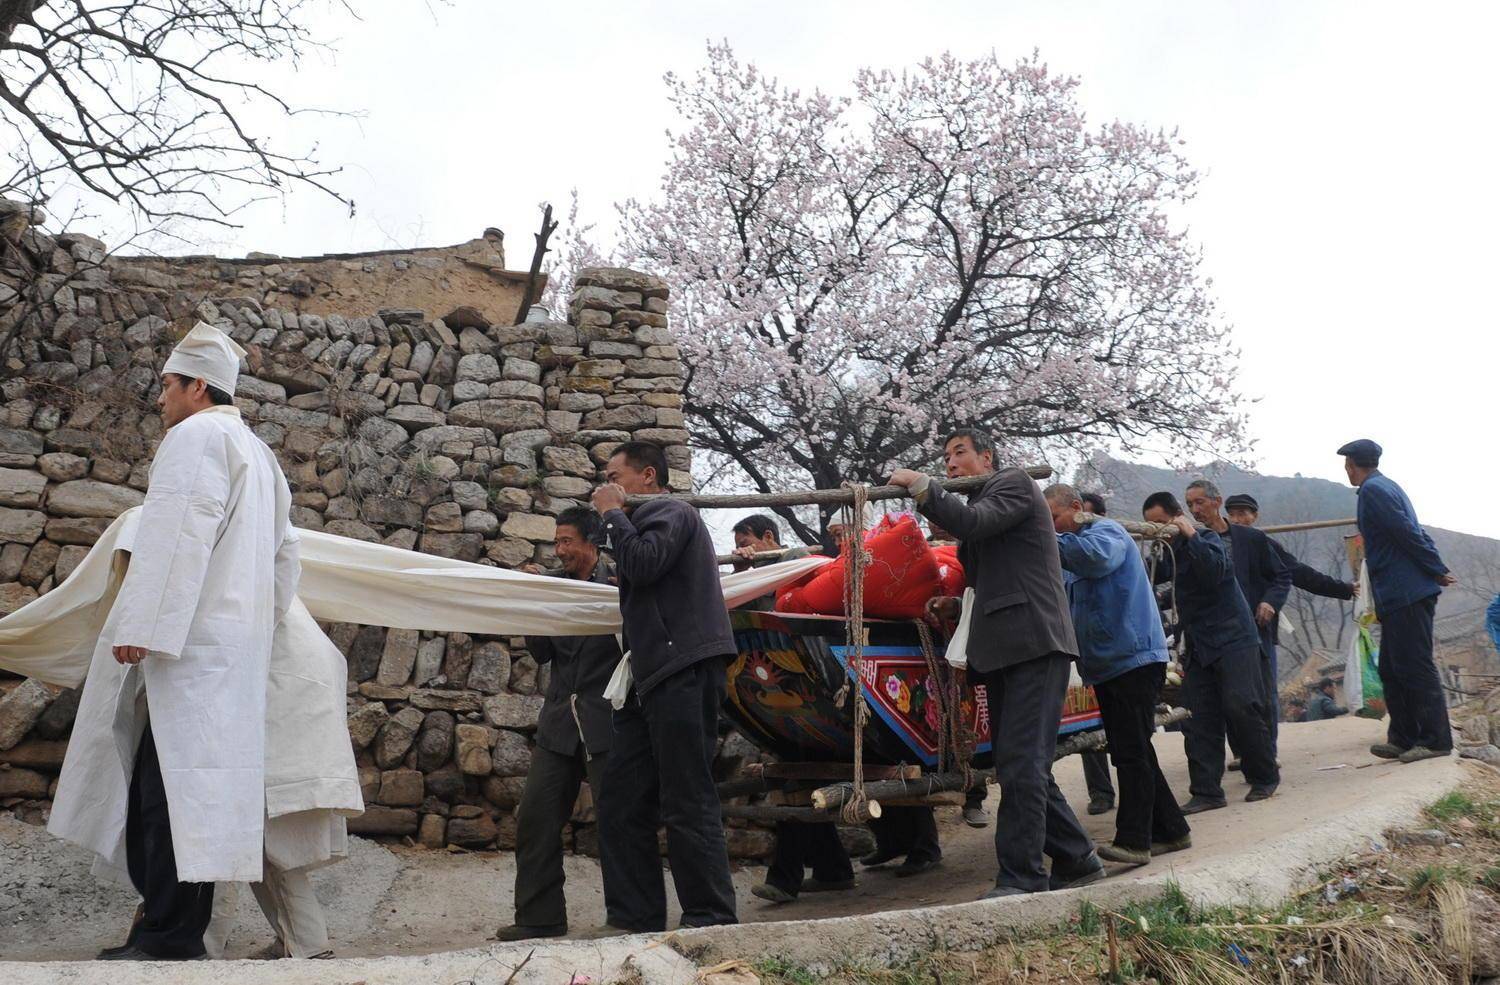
[1047,496,1083,534]
[1184,487,1221,526]
[1227,506,1258,527]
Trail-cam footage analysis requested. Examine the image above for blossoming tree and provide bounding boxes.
[605,45,1246,544]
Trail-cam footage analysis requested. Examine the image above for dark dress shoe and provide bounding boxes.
[1049,852,1106,890]
[1370,742,1406,759]
[1245,783,1277,802]
[1180,795,1227,815]
[96,942,136,959]
[1087,794,1115,816]
[1226,759,1242,772]
[494,922,568,942]
[894,857,941,877]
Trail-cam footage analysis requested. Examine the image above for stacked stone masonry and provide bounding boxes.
[0,207,779,860]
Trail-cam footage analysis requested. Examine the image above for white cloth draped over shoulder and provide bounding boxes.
[41,405,305,883]
[0,500,830,878]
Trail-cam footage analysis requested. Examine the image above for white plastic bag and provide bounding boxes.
[945,588,976,668]
[604,640,632,710]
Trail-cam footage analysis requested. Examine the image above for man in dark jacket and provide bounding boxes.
[591,441,738,930]
[1339,439,1455,763]
[1225,494,1356,602]
[499,507,621,942]
[1305,677,1348,721]
[892,429,1100,898]
[1142,492,1279,811]
[1185,481,1291,766]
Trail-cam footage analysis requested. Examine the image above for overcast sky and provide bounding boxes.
[99,0,1500,539]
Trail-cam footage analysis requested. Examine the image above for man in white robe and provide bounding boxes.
[48,323,301,961]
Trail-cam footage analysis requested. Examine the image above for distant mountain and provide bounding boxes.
[1074,453,1500,677]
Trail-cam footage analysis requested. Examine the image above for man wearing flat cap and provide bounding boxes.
[1338,439,1455,763]
[1226,493,1355,609]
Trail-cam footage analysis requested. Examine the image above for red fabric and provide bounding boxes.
[933,543,966,595]
[774,514,945,619]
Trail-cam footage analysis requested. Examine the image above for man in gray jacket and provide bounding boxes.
[892,429,1101,898]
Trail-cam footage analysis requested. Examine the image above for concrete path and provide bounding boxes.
[0,716,1468,982]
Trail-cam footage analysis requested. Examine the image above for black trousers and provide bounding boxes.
[981,653,1095,893]
[867,806,941,864]
[765,821,853,896]
[1379,596,1451,751]
[1227,644,1280,761]
[598,659,737,931]
[125,724,214,958]
[1182,646,1279,799]
[513,744,608,927]
[1094,664,1190,851]
[1081,750,1116,801]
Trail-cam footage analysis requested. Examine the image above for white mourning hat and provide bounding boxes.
[162,322,246,395]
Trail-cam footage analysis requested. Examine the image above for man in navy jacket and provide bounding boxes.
[1143,492,1279,811]
[1339,439,1455,763]
[591,441,738,931]
[1225,494,1356,602]
[1186,481,1291,755]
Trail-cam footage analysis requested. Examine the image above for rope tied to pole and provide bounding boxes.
[840,481,872,825]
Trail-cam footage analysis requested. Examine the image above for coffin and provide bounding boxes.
[722,609,1101,771]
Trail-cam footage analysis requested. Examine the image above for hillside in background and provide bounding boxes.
[1076,453,1500,681]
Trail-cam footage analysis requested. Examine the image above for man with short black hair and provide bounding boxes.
[591,441,738,930]
[498,507,623,942]
[1142,492,1278,811]
[1339,439,1454,763]
[891,430,1100,898]
[1305,677,1347,722]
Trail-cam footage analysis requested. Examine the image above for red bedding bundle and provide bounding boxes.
[777,514,965,619]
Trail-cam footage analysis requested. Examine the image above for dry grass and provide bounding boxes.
[754,769,1500,985]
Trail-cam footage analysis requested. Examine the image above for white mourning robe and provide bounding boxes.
[48,405,301,883]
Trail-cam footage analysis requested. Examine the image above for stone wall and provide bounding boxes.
[0,209,777,859]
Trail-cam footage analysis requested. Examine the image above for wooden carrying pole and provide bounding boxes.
[626,466,1053,510]
[809,706,1191,811]
[1091,514,1356,542]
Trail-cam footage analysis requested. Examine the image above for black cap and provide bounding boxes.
[1336,439,1382,465]
[1224,493,1259,512]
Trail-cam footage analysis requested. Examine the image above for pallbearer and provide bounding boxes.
[49,323,301,961]
[591,441,738,931]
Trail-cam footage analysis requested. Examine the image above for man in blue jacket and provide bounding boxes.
[591,441,738,931]
[1046,485,1190,866]
[1142,492,1279,811]
[1339,439,1456,763]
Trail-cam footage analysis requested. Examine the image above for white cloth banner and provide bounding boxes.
[0,507,833,688]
